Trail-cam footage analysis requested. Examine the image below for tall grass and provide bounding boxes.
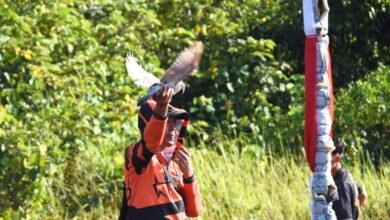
[192,147,390,219]
[72,126,389,220]
[349,157,390,219]
[2,141,388,219]
[192,148,311,220]
[66,145,389,220]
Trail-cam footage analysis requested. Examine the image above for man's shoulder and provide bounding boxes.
[338,167,355,184]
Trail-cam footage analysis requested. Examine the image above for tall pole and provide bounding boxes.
[303,0,338,219]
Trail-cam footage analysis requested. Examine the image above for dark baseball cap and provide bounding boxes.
[168,106,190,120]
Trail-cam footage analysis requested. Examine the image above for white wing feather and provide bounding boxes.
[125,53,159,88]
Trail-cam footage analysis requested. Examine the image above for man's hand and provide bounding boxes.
[153,84,173,118]
[174,147,194,179]
[154,84,173,105]
[358,189,367,208]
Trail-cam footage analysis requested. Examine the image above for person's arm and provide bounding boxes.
[174,147,202,217]
[356,183,367,208]
[128,86,173,174]
[143,86,173,153]
[182,175,202,217]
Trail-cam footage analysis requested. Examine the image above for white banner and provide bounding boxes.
[303,0,316,36]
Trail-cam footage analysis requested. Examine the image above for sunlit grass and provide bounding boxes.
[79,148,390,219]
[192,147,390,220]
[69,144,390,220]
[2,143,388,220]
[192,147,311,220]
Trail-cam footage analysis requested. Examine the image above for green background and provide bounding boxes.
[1,0,389,219]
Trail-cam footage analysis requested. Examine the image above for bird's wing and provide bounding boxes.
[160,41,203,85]
[125,53,160,88]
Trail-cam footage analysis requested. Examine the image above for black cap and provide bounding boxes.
[168,106,190,120]
[138,100,190,141]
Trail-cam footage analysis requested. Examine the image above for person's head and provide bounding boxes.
[138,99,190,146]
[331,138,345,167]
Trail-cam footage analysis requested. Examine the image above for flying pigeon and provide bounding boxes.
[125,41,204,104]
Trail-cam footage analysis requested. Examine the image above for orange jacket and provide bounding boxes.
[123,115,202,219]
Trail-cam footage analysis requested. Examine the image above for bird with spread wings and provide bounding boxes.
[125,41,204,104]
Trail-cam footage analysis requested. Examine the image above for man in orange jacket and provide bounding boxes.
[119,85,202,220]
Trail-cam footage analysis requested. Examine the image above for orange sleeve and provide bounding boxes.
[143,115,167,153]
[182,177,202,217]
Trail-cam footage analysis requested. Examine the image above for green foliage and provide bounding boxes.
[0,0,140,217]
[0,0,389,219]
[334,65,390,167]
[329,0,390,86]
[251,0,390,88]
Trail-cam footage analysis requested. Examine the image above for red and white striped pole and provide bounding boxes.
[303,0,338,219]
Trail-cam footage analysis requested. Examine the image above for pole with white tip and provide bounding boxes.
[303,0,338,219]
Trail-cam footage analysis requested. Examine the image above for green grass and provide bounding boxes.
[192,148,311,220]
[348,159,390,218]
[75,149,390,219]
[1,145,389,220]
[192,148,390,220]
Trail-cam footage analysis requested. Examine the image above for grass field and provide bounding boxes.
[2,144,389,220]
[197,149,390,219]
[70,146,389,220]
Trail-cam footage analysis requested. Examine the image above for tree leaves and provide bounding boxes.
[0,0,388,218]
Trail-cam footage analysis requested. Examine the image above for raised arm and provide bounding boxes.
[143,85,173,152]
[126,86,174,175]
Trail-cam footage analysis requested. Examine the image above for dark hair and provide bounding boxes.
[332,137,345,155]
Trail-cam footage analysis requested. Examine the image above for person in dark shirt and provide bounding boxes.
[331,139,367,220]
